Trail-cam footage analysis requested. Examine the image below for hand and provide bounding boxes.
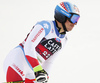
[35,69,49,83]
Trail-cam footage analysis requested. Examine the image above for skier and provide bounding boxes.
[3,1,80,83]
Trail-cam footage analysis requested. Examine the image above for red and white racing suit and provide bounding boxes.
[3,20,67,83]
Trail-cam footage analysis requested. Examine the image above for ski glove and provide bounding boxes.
[35,69,49,83]
[33,65,49,83]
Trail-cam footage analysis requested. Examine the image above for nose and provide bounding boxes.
[73,22,77,25]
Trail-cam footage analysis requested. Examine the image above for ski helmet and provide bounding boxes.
[54,2,80,32]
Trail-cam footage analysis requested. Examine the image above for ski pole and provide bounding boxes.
[3,81,24,83]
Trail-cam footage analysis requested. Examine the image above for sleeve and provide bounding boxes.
[42,38,67,75]
[41,49,62,75]
[24,21,51,71]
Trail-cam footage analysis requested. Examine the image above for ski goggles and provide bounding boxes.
[68,13,80,24]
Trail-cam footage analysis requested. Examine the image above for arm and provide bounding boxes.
[42,49,62,75]
[24,21,51,71]
[42,38,67,75]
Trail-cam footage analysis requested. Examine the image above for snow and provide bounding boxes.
[0,0,100,83]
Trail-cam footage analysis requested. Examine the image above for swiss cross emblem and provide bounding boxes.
[74,5,80,13]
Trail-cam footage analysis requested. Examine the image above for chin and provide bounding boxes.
[69,28,73,31]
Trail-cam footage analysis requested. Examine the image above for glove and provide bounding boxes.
[35,69,49,83]
[33,65,49,83]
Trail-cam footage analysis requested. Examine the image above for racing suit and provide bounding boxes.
[3,20,67,83]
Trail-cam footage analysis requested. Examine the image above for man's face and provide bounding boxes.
[65,20,77,31]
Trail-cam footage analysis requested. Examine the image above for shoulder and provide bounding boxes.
[36,20,52,36]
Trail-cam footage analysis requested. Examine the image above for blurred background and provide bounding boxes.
[0,0,100,83]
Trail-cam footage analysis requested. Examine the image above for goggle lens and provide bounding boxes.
[70,14,80,24]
